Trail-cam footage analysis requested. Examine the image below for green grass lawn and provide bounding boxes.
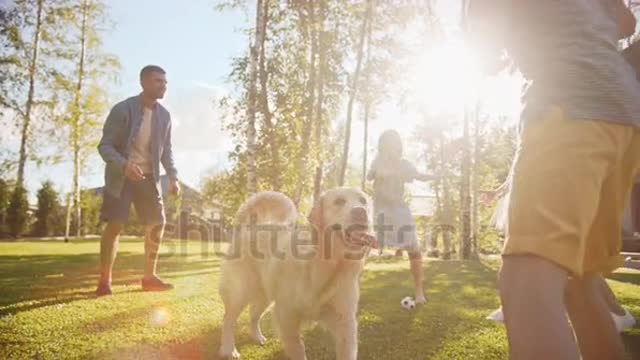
[0,239,638,359]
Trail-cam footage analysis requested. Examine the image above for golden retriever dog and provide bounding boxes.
[218,188,377,360]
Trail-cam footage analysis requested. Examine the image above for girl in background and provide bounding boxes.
[367,130,439,304]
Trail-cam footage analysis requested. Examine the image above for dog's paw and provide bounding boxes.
[218,347,241,359]
[252,333,268,345]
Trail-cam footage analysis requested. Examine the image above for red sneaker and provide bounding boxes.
[95,283,112,297]
[141,277,174,292]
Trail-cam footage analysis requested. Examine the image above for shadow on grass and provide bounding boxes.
[96,325,262,360]
[105,260,505,360]
[0,249,222,316]
[6,253,638,360]
[622,332,640,357]
[607,271,640,286]
[355,260,501,359]
[83,259,640,359]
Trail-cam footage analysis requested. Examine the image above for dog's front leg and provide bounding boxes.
[333,315,358,360]
[321,309,358,360]
[275,305,307,360]
[219,312,242,359]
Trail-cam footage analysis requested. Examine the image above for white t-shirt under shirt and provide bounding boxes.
[129,107,153,174]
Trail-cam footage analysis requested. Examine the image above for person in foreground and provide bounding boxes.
[95,65,180,296]
[486,277,637,333]
[469,1,640,359]
[367,129,439,304]
[485,179,637,333]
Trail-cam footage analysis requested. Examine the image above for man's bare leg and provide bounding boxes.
[98,222,124,285]
[565,274,625,360]
[143,223,164,280]
[96,222,123,295]
[499,255,579,360]
[141,223,173,291]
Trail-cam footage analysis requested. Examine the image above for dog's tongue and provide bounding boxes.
[351,231,378,249]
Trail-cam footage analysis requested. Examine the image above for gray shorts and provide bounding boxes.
[374,205,420,252]
[100,177,165,225]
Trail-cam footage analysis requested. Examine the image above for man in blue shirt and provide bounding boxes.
[96,65,180,296]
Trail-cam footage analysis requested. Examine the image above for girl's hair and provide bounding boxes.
[378,129,403,159]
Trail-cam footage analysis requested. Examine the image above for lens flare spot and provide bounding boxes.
[150,307,171,327]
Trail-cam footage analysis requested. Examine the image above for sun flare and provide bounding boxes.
[406,40,522,120]
[408,41,481,114]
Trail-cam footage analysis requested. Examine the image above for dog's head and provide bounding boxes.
[308,187,377,257]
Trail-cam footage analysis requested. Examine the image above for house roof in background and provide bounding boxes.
[409,195,436,217]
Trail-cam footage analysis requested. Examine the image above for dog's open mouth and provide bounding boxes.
[345,225,378,249]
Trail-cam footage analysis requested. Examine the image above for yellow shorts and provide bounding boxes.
[503,107,640,276]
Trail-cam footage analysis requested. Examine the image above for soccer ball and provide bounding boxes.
[401,296,415,310]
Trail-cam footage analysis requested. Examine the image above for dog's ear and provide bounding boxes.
[307,197,324,232]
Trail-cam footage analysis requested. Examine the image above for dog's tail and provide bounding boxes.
[227,192,298,259]
[235,191,298,226]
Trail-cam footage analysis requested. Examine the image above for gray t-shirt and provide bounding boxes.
[506,0,640,125]
[368,157,419,208]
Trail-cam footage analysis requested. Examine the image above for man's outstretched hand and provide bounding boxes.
[417,173,446,182]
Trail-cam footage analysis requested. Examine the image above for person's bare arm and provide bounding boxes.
[415,173,441,182]
[495,178,509,197]
[615,0,637,39]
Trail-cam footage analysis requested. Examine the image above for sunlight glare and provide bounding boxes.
[409,41,482,115]
[150,307,171,327]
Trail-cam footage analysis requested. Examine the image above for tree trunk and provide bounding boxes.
[313,167,322,204]
[257,0,280,191]
[443,183,454,258]
[246,0,266,195]
[442,178,454,259]
[460,106,472,259]
[429,174,442,257]
[64,192,72,242]
[361,5,373,191]
[361,104,369,191]
[471,103,480,257]
[294,0,318,206]
[17,0,44,187]
[428,136,445,257]
[72,0,89,238]
[338,0,371,186]
[312,0,327,203]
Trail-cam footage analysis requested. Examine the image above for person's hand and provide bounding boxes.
[124,162,145,182]
[432,174,446,181]
[421,173,445,182]
[168,178,181,196]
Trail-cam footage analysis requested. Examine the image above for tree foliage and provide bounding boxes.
[33,180,64,236]
[7,183,29,238]
[212,0,431,219]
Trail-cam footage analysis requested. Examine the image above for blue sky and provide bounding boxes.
[16,0,248,196]
[103,0,245,97]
